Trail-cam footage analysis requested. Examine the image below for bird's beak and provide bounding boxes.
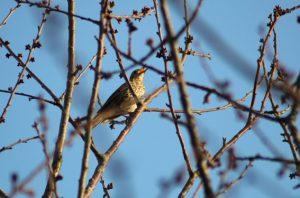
[138,67,148,74]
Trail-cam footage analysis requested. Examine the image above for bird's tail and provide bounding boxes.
[76,114,105,129]
[91,113,105,128]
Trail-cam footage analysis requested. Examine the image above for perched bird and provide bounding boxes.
[91,67,147,128]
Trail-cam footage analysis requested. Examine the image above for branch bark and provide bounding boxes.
[43,0,76,197]
[160,1,214,197]
[78,0,109,197]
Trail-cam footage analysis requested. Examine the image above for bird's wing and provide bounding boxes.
[98,82,130,112]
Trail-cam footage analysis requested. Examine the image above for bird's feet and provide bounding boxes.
[109,120,126,129]
[125,113,135,125]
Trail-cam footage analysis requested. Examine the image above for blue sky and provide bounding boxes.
[0,0,300,197]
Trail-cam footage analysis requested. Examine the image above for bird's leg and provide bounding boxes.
[109,120,126,129]
[125,113,135,125]
[109,122,116,129]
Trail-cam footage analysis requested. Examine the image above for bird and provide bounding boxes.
[90,67,147,128]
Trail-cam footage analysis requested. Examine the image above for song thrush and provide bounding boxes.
[91,67,147,127]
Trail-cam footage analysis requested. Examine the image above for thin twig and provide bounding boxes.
[211,3,300,173]
[107,21,141,104]
[215,161,253,197]
[79,1,109,197]
[0,136,39,153]
[0,8,50,124]
[16,0,154,24]
[16,0,99,24]
[263,28,299,164]
[153,0,193,176]
[106,0,208,79]
[32,121,59,198]
[109,7,155,20]
[100,177,111,198]
[145,91,252,114]
[246,6,294,123]
[0,89,103,160]
[179,49,211,60]
[180,0,192,63]
[192,181,202,198]
[236,155,297,164]
[59,54,97,101]
[10,157,49,197]
[0,90,57,106]
[0,38,61,107]
[0,3,21,29]
[186,82,281,122]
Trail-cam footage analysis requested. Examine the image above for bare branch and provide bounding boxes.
[0,136,39,153]
[0,188,9,198]
[0,3,21,29]
[215,161,253,197]
[0,8,50,124]
[78,0,109,196]
[236,155,297,164]
[160,1,214,198]
[43,0,77,196]
[153,0,193,176]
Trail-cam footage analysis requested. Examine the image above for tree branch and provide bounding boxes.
[43,0,76,196]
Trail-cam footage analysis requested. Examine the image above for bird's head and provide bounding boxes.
[130,67,148,81]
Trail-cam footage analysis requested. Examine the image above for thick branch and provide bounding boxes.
[43,0,76,196]
[160,1,214,197]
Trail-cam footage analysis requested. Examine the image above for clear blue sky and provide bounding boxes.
[0,0,299,197]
